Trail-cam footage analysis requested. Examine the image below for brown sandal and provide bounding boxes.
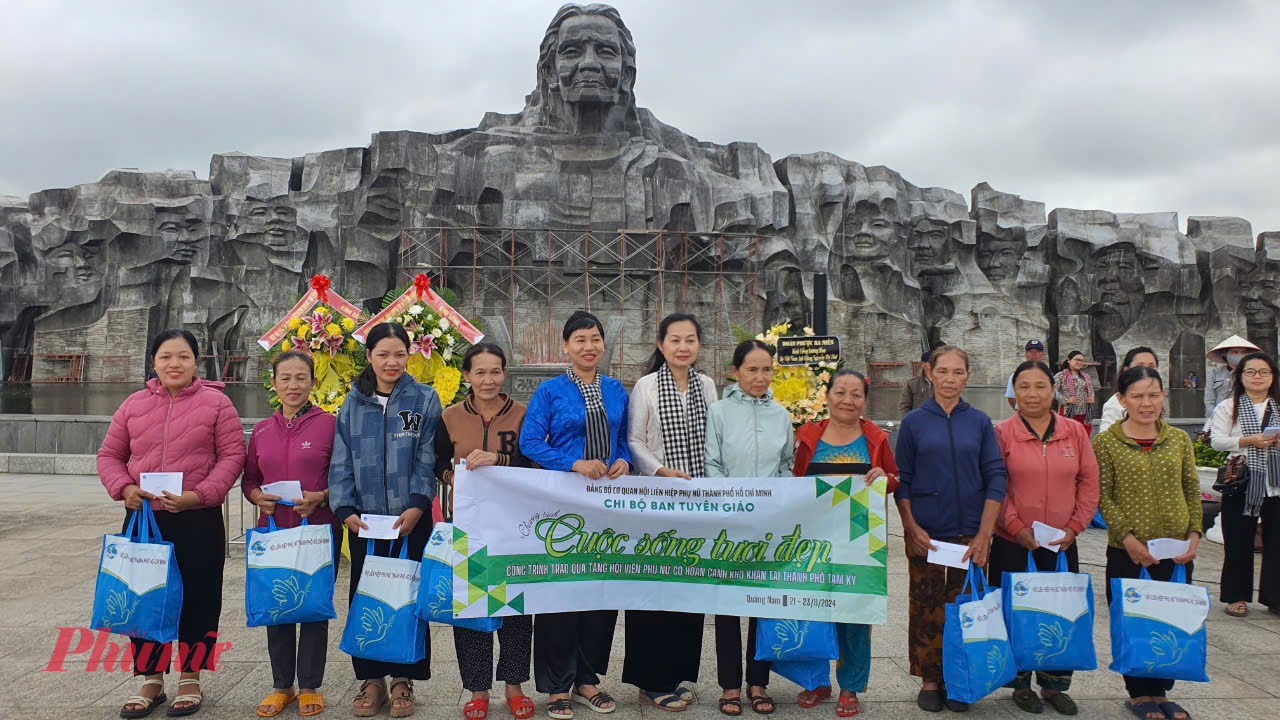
[719,697,743,717]
[389,679,416,718]
[1225,602,1249,618]
[749,693,775,715]
[353,680,386,718]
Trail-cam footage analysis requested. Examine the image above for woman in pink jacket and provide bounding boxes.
[97,329,246,718]
[987,360,1099,716]
[242,350,339,718]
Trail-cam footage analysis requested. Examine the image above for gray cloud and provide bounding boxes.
[2,0,1277,233]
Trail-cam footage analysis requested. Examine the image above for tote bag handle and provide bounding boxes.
[125,502,164,543]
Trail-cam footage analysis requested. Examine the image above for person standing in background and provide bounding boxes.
[1054,351,1096,435]
[1006,340,1046,410]
[1098,347,1159,434]
[1205,336,1261,432]
[898,350,932,419]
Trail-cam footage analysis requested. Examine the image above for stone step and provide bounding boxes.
[0,453,97,475]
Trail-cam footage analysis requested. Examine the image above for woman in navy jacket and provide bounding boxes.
[521,311,631,719]
[893,345,1006,713]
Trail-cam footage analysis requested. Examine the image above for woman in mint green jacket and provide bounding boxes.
[704,340,795,716]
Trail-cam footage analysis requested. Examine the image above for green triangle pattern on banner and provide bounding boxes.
[488,593,504,616]
[816,478,834,498]
[467,547,490,585]
[868,512,884,531]
[452,526,468,542]
[488,582,507,604]
[870,543,888,567]
[453,598,467,614]
[468,582,486,605]
[849,501,870,542]
[852,486,870,507]
[509,593,525,614]
[453,558,469,581]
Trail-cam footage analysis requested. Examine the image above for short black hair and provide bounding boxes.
[731,339,773,369]
[562,311,604,341]
[1012,360,1053,385]
[462,343,507,372]
[149,329,199,362]
[272,350,314,379]
[1117,366,1163,396]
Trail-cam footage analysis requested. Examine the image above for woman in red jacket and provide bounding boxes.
[987,360,1099,716]
[793,369,899,718]
[242,351,341,718]
[97,329,246,718]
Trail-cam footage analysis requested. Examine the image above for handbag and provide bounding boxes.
[1213,406,1272,498]
[1108,564,1209,682]
[1002,551,1097,672]
[943,563,1017,704]
[91,503,183,643]
[340,538,428,664]
[754,618,839,661]
[245,517,337,627]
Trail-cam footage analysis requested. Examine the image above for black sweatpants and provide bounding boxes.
[455,614,534,692]
[347,522,432,681]
[533,610,617,694]
[266,522,342,690]
[124,506,226,675]
[714,615,770,690]
[622,610,703,692]
[1105,546,1195,699]
[1219,493,1280,608]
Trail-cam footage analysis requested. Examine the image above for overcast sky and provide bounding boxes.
[3,0,1278,234]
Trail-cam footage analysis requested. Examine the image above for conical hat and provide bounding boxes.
[1206,334,1260,363]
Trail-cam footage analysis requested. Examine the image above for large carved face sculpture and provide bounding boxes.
[154,208,207,264]
[976,233,1025,282]
[1087,243,1145,340]
[838,199,898,261]
[555,15,625,105]
[1238,265,1279,324]
[37,234,106,309]
[908,219,953,274]
[234,196,299,249]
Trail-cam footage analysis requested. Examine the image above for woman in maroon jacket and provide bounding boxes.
[242,350,341,718]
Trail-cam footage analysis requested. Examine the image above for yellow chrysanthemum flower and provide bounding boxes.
[298,323,311,338]
[288,317,301,330]
[326,322,342,338]
[281,340,292,352]
[432,366,462,406]
[346,338,358,352]
[341,317,356,331]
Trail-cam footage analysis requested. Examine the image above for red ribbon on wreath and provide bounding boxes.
[310,274,332,303]
[413,273,431,298]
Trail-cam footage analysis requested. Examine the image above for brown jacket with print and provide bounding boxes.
[434,394,529,485]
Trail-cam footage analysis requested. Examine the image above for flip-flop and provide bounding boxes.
[298,693,325,718]
[465,699,490,720]
[836,693,861,718]
[256,691,298,718]
[1127,701,1166,720]
[797,686,832,708]
[639,690,687,712]
[675,687,695,705]
[507,695,536,720]
[1158,701,1191,720]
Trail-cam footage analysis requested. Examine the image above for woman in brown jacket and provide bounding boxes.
[436,343,535,720]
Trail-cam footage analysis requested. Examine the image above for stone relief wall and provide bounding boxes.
[1,2,1275,386]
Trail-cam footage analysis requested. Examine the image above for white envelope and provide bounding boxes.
[139,472,183,498]
[927,540,970,569]
[1033,521,1067,553]
[1147,537,1191,561]
[261,481,304,506]
[358,514,400,540]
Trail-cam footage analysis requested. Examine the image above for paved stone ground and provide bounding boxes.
[1,474,1277,720]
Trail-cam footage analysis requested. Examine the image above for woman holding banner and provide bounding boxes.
[98,329,246,718]
[987,360,1099,715]
[436,343,536,720]
[894,345,1006,713]
[705,339,795,716]
[792,369,898,717]
[521,311,632,719]
[623,313,718,712]
[243,350,340,718]
[330,322,443,718]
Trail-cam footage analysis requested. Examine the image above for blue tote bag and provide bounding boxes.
[415,522,502,631]
[91,503,183,643]
[245,517,337,627]
[1109,564,1209,682]
[754,619,838,661]
[340,538,428,664]
[1002,550,1097,672]
[771,660,832,691]
[943,563,1017,704]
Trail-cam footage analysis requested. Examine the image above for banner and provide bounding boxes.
[257,286,363,351]
[353,279,484,345]
[450,466,889,624]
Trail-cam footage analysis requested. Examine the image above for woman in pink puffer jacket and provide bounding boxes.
[97,329,245,718]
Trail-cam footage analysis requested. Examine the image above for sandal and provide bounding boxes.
[1157,701,1190,720]
[572,688,616,714]
[675,687,695,705]
[718,697,743,717]
[389,679,416,719]
[1013,688,1043,714]
[256,691,298,718]
[640,690,687,712]
[1042,692,1078,716]
[547,699,574,719]
[353,680,387,718]
[167,678,203,717]
[466,699,490,720]
[1225,602,1248,618]
[836,692,861,718]
[298,692,326,717]
[507,696,536,720]
[749,692,775,715]
[121,678,167,719]
[1127,701,1166,720]
[917,689,943,713]
[798,686,832,708]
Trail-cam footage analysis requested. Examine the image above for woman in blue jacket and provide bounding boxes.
[521,311,631,719]
[329,322,442,719]
[893,345,1006,714]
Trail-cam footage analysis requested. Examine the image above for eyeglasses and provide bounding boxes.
[1243,369,1274,378]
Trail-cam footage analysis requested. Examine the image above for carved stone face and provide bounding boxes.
[976,234,1025,282]
[555,15,624,105]
[235,197,299,248]
[41,237,104,304]
[1087,243,1144,341]
[1238,265,1279,324]
[154,209,207,264]
[839,200,897,261]
[908,219,952,274]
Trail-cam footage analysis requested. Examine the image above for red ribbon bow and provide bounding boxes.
[310,274,331,303]
[413,273,431,298]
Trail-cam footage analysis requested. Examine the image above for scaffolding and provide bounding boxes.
[398,227,766,382]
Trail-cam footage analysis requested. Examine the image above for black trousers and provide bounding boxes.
[1219,493,1280,608]
[347,522,432,681]
[124,507,226,676]
[455,614,534,692]
[621,610,703,691]
[267,523,342,690]
[987,535,1080,691]
[1105,546,1195,699]
[714,615,770,690]
[533,610,617,694]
